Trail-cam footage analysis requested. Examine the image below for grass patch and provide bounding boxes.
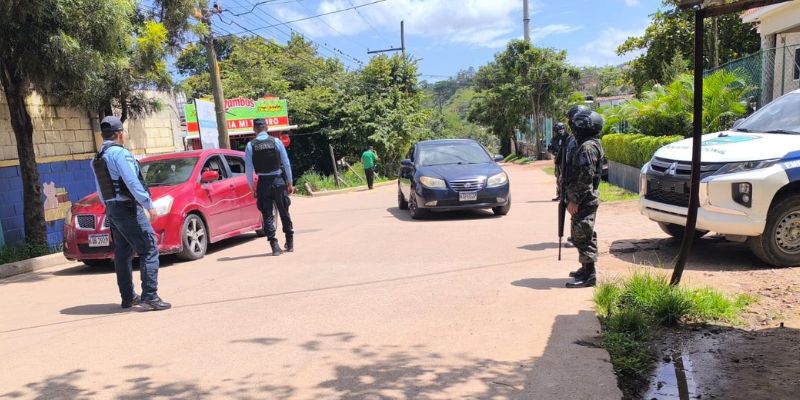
[543,166,637,203]
[295,162,391,195]
[594,271,752,399]
[0,242,55,265]
[503,154,519,163]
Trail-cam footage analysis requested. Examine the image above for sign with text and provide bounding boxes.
[195,99,220,149]
[184,97,290,136]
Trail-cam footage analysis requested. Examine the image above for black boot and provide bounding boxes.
[566,262,596,288]
[270,239,283,256]
[284,235,294,252]
[568,266,585,278]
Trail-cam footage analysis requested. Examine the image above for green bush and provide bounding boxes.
[0,242,53,265]
[602,133,684,168]
[295,162,391,195]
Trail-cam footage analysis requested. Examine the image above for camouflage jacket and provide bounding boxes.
[564,137,604,206]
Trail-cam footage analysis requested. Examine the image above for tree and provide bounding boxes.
[618,0,760,92]
[578,66,632,98]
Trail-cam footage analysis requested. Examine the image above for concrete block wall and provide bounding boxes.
[773,32,800,98]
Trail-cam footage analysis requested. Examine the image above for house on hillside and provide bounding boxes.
[742,1,800,104]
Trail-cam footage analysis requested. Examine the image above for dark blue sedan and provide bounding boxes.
[397,139,511,219]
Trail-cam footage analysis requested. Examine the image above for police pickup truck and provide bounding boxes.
[640,89,800,267]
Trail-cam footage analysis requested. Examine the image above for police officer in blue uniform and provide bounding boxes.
[91,116,170,311]
[245,118,294,256]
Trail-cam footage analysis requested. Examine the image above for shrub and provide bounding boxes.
[602,133,684,168]
[0,242,53,265]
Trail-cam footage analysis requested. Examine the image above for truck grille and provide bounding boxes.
[76,215,96,230]
[449,178,485,192]
[645,180,690,208]
[649,157,725,179]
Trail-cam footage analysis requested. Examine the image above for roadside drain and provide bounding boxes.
[644,351,698,399]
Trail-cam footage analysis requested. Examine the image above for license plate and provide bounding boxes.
[88,234,110,248]
[459,191,478,202]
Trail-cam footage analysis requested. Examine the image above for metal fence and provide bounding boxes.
[707,43,800,107]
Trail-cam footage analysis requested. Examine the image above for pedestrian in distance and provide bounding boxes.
[563,109,605,288]
[90,116,171,311]
[245,118,295,256]
[548,122,569,201]
[361,145,379,190]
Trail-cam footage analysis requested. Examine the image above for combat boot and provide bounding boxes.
[568,266,585,279]
[284,235,294,252]
[270,239,283,256]
[566,262,596,288]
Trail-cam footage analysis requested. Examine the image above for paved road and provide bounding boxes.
[0,164,621,399]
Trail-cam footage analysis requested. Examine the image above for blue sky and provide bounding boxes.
[209,0,666,80]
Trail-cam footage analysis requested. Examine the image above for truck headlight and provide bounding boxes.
[732,182,752,208]
[486,172,508,187]
[420,176,446,189]
[152,195,174,216]
[714,159,778,175]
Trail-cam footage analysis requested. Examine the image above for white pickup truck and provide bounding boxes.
[640,89,800,266]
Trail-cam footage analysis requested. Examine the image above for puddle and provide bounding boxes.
[644,351,698,399]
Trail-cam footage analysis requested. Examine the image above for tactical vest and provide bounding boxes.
[250,137,282,174]
[92,144,148,202]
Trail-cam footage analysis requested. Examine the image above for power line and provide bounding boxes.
[345,0,388,45]
[228,0,387,31]
[293,0,371,51]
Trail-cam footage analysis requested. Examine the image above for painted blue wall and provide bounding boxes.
[0,160,96,248]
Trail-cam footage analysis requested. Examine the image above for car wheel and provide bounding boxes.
[176,214,208,261]
[658,222,707,240]
[409,191,428,220]
[398,184,409,210]
[492,197,511,216]
[748,196,800,267]
[82,259,111,268]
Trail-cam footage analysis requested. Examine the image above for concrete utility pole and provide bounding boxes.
[200,2,230,149]
[523,0,531,42]
[367,21,405,55]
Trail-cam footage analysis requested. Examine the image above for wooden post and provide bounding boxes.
[329,144,340,188]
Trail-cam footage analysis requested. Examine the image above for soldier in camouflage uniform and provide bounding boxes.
[548,122,569,201]
[563,109,605,288]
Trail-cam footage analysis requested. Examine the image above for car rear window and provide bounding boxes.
[141,157,199,187]
[417,142,492,166]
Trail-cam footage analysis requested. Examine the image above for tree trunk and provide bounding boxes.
[0,62,47,245]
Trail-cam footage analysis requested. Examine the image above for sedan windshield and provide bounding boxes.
[140,157,199,187]
[418,142,493,166]
[736,93,800,134]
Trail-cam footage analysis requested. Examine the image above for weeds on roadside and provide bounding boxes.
[0,241,53,265]
[295,162,391,195]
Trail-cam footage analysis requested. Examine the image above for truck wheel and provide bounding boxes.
[658,222,708,240]
[748,196,800,267]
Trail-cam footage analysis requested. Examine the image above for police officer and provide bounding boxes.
[563,109,605,288]
[548,122,568,201]
[91,116,170,310]
[245,118,294,256]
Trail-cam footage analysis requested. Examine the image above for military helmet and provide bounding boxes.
[571,110,604,135]
[566,105,590,121]
[554,122,565,131]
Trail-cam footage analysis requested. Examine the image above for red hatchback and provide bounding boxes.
[63,149,264,266]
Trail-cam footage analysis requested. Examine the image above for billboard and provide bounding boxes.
[195,98,220,149]
[184,97,290,136]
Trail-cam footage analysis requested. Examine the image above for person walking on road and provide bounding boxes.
[90,116,171,311]
[361,146,379,190]
[548,122,569,201]
[564,109,605,288]
[245,118,295,256]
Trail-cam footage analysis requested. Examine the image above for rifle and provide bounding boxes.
[557,137,569,261]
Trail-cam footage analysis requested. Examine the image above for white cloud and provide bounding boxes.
[531,24,582,42]
[570,26,646,67]
[624,0,640,6]
[273,0,552,49]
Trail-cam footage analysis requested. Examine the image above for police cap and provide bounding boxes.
[100,116,124,133]
[253,118,267,127]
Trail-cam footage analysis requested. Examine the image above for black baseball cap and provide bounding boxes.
[253,118,267,127]
[100,116,124,133]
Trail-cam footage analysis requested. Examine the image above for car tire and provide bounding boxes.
[398,185,409,210]
[492,197,511,216]
[747,196,800,267]
[176,214,208,261]
[658,222,708,240]
[409,191,428,220]
[82,259,111,268]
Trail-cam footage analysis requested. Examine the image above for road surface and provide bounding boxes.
[0,164,621,399]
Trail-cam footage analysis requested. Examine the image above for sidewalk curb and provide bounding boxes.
[0,253,71,280]
[308,180,396,197]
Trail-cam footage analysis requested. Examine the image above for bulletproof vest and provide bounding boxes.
[92,144,148,202]
[586,138,604,190]
[250,137,281,174]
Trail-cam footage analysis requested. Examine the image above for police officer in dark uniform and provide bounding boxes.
[548,122,569,201]
[91,116,170,310]
[245,118,294,256]
[563,109,605,288]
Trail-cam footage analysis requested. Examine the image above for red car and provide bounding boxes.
[63,149,264,266]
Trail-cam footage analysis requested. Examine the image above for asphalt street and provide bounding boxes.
[0,164,621,399]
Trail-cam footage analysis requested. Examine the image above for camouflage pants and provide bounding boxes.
[570,204,598,263]
[554,164,561,196]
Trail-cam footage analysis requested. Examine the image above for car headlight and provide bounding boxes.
[420,176,446,189]
[152,195,174,216]
[486,172,508,187]
[714,159,779,175]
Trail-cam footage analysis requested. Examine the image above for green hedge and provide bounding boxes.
[601,134,684,168]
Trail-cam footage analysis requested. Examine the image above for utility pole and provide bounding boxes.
[199,1,230,149]
[523,0,531,43]
[367,20,405,55]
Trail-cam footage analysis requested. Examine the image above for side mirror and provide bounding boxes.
[201,170,220,183]
[732,118,746,129]
[494,154,504,162]
[401,159,413,167]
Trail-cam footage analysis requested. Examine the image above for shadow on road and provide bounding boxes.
[60,304,138,316]
[386,207,499,222]
[218,253,272,262]
[526,200,558,204]
[517,242,574,252]
[511,278,570,290]
[609,236,773,271]
[230,337,286,346]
